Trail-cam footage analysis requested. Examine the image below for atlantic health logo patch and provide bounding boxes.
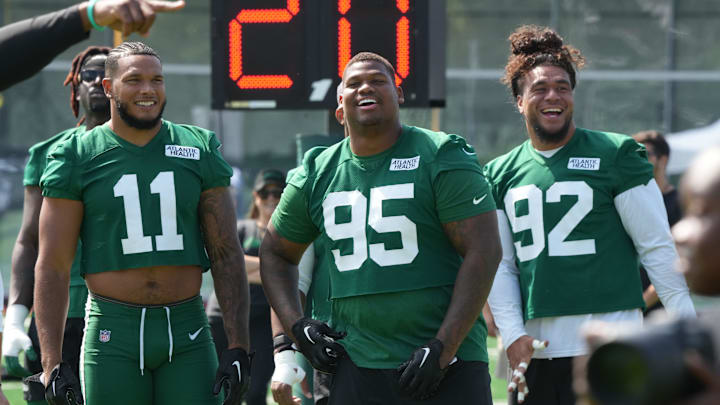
[568,157,600,171]
[165,145,200,160]
[389,156,420,171]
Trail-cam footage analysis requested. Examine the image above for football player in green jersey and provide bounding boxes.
[3,45,110,405]
[260,52,502,404]
[33,42,250,405]
[484,25,696,405]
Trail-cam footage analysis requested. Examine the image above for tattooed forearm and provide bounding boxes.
[199,187,250,349]
[259,226,307,341]
[436,211,502,366]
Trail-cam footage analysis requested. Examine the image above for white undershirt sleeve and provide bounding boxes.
[614,179,696,318]
[487,209,528,348]
[297,242,315,295]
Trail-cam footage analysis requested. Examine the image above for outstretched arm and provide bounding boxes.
[0,0,185,91]
[437,210,502,366]
[199,186,249,350]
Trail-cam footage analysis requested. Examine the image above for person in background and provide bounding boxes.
[3,45,110,405]
[632,130,682,314]
[207,169,286,405]
[0,0,185,91]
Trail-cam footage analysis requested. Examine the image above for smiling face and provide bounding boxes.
[341,60,404,129]
[516,64,575,148]
[103,54,166,130]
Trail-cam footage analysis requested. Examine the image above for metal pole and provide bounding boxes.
[663,0,676,133]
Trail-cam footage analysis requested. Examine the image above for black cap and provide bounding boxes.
[253,169,285,191]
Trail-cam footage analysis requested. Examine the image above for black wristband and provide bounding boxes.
[273,333,294,352]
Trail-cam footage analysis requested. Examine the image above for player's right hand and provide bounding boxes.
[271,350,311,405]
[506,335,548,403]
[2,304,35,377]
[291,317,346,374]
[25,362,84,405]
[92,0,186,37]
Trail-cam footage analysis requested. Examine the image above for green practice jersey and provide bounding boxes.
[25,127,86,288]
[40,121,232,275]
[272,125,495,368]
[484,128,653,321]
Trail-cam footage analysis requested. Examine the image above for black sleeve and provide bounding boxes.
[0,5,90,91]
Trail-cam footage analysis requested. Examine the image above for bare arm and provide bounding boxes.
[244,255,262,285]
[35,197,83,378]
[9,187,42,309]
[259,223,309,342]
[437,210,502,367]
[199,187,249,350]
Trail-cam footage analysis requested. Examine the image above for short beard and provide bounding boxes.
[115,97,166,130]
[530,115,572,144]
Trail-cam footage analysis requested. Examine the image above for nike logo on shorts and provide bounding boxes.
[473,194,487,205]
[189,327,203,341]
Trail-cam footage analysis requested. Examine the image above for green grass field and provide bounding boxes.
[2,337,509,404]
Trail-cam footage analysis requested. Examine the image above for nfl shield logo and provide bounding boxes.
[99,330,111,343]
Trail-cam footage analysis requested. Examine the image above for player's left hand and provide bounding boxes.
[506,335,548,403]
[397,339,454,400]
[213,347,252,405]
[271,350,311,405]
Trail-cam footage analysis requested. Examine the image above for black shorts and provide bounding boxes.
[509,357,576,405]
[26,317,85,402]
[328,355,492,405]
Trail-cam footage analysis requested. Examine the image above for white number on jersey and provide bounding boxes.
[504,180,595,262]
[323,183,419,271]
[114,171,184,255]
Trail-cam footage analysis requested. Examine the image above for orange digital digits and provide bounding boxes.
[228,0,300,89]
[336,0,411,85]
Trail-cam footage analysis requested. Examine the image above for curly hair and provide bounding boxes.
[501,25,586,98]
[63,45,111,124]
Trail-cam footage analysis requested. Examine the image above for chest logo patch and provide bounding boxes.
[568,157,600,171]
[165,145,200,160]
[389,156,420,171]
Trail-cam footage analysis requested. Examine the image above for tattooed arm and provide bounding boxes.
[436,210,502,367]
[259,224,309,342]
[200,186,250,350]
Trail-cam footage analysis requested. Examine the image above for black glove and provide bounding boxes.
[25,362,83,405]
[291,317,346,374]
[397,339,450,400]
[213,347,252,405]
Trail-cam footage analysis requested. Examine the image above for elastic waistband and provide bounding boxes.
[89,292,200,309]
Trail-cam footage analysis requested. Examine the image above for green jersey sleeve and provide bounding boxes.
[271,180,319,244]
[432,137,495,223]
[24,145,44,187]
[434,170,495,223]
[40,137,82,200]
[612,137,654,196]
[200,132,232,190]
